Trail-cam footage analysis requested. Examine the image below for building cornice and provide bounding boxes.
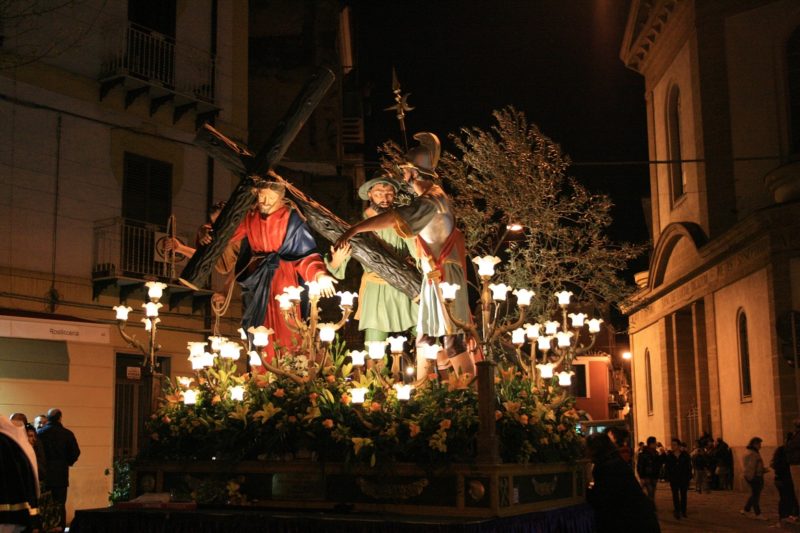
[620,0,685,75]
[623,201,800,330]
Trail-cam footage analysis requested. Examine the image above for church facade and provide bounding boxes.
[621,0,800,472]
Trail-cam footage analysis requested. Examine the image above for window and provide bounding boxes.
[571,363,589,398]
[645,349,654,415]
[666,85,685,203]
[0,337,69,381]
[122,152,172,226]
[738,309,752,400]
[788,27,800,156]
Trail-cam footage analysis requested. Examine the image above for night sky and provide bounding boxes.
[352,1,650,268]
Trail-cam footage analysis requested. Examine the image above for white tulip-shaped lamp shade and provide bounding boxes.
[176,376,193,388]
[557,371,574,386]
[248,350,263,366]
[317,323,336,343]
[229,385,245,401]
[208,336,227,352]
[183,389,198,405]
[394,383,413,401]
[423,343,441,360]
[489,283,511,301]
[513,288,535,307]
[283,286,304,302]
[337,291,358,307]
[143,301,162,318]
[555,330,574,348]
[220,341,242,360]
[247,326,273,347]
[113,305,132,321]
[275,293,293,310]
[587,318,603,334]
[568,313,587,328]
[544,320,560,335]
[536,362,555,379]
[145,281,168,302]
[387,335,407,353]
[536,335,553,352]
[305,280,321,299]
[439,282,460,301]
[349,350,366,366]
[201,352,215,368]
[511,328,526,345]
[555,290,573,306]
[472,255,501,277]
[350,387,368,404]
[187,341,207,358]
[189,355,205,370]
[141,317,152,331]
[366,341,386,360]
[237,327,248,340]
[524,323,542,339]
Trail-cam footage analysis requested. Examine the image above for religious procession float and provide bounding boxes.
[109,67,637,527]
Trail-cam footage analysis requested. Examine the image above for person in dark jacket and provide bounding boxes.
[0,414,40,532]
[587,433,661,533]
[664,438,692,519]
[637,436,662,501]
[771,433,800,526]
[37,408,80,529]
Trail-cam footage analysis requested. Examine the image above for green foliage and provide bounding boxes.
[104,458,133,504]
[140,354,584,468]
[439,107,645,320]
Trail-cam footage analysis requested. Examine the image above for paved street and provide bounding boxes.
[654,481,800,532]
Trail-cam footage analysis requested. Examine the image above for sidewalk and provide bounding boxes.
[655,481,800,532]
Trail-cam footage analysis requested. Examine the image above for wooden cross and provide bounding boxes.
[179,67,421,298]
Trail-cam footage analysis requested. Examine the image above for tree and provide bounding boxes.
[438,107,644,321]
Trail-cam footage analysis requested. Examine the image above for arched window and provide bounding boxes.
[666,85,685,203]
[738,309,752,400]
[787,27,800,156]
[645,349,654,415]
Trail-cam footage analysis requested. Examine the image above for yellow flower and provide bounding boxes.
[351,437,373,455]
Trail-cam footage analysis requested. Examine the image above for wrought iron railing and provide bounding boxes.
[101,22,215,101]
[93,217,188,280]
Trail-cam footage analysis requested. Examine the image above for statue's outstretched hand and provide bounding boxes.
[197,224,214,245]
[328,243,351,270]
[316,274,337,298]
[333,228,356,251]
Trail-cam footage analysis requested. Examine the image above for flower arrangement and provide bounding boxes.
[141,348,583,467]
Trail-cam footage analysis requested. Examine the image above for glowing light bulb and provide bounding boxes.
[187,341,207,357]
[555,290,573,306]
[350,387,368,404]
[472,255,501,277]
[145,281,167,302]
[305,280,321,299]
[143,301,162,318]
[544,320,560,335]
[229,385,245,401]
[387,335,407,353]
[394,383,413,401]
[366,341,386,360]
[568,313,587,328]
[337,291,358,307]
[275,293,293,310]
[349,350,366,366]
[511,328,526,345]
[248,350,262,366]
[284,286,304,302]
[536,336,552,352]
[537,363,555,379]
[422,343,441,360]
[513,288,535,306]
[248,326,273,347]
[555,331,574,348]
[587,318,603,334]
[183,389,198,405]
[220,341,241,360]
[317,323,336,343]
[557,371,574,386]
[208,336,227,352]
[113,305,132,321]
[439,282,460,301]
[524,323,542,339]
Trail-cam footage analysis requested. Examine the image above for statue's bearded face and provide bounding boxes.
[254,185,285,215]
[367,183,396,212]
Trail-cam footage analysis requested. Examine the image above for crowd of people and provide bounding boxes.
[1,408,80,532]
[585,426,800,530]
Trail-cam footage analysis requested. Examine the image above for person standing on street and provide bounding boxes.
[37,408,80,530]
[637,436,662,502]
[771,433,800,527]
[664,438,692,520]
[741,436,769,521]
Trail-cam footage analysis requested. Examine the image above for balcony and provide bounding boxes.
[92,217,212,310]
[99,23,219,127]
